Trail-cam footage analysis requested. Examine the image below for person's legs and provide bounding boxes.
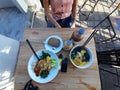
[46,15,73,28]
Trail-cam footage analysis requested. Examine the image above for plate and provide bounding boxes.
[28,50,59,83]
[44,35,63,53]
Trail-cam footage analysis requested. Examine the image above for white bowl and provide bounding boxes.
[69,45,93,69]
[28,49,60,83]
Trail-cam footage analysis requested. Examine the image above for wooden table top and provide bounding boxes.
[14,28,101,90]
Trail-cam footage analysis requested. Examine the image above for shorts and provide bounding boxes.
[46,15,73,28]
[57,15,73,28]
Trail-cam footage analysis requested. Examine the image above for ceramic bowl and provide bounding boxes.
[28,49,60,83]
[69,45,93,69]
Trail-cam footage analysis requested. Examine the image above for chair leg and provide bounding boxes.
[78,0,100,20]
[30,11,37,28]
[86,0,100,20]
[78,0,88,14]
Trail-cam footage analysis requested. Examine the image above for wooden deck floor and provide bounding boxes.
[0,0,120,90]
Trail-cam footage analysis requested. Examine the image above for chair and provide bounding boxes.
[78,0,100,21]
[30,0,50,28]
[109,0,117,7]
[80,3,120,90]
[82,3,120,64]
[99,0,117,8]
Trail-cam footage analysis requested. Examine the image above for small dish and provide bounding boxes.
[44,35,63,53]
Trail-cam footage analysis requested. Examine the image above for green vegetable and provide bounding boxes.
[51,59,57,68]
[40,70,49,78]
[41,51,50,59]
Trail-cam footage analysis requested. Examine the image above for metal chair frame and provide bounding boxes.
[79,3,120,90]
[99,0,117,8]
[78,0,100,20]
[83,3,119,46]
[81,3,120,66]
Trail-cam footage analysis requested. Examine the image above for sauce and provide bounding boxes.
[71,28,85,42]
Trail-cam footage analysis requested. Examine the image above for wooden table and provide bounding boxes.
[14,28,101,90]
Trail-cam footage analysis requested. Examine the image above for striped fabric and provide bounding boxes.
[50,0,74,20]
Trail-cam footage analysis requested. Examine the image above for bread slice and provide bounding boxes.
[48,38,60,47]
